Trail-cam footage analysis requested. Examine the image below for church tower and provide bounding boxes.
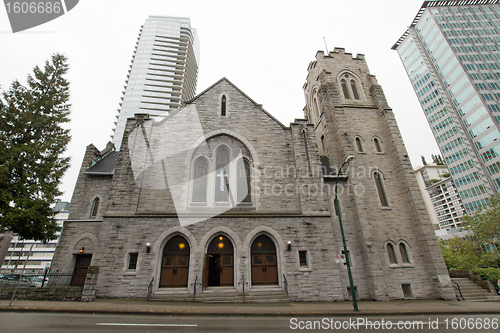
[304,48,456,300]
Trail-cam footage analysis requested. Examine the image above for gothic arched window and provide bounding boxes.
[341,79,351,99]
[350,80,360,100]
[355,137,364,153]
[399,243,410,264]
[215,146,230,202]
[90,197,99,217]
[387,244,397,264]
[374,171,389,207]
[312,95,320,123]
[374,137,382,153]
[221,95,227,116]
[237,158,252,203]
[192,158,208,202]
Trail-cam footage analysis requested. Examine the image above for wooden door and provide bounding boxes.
[220,255,233,286]
[71,254,92,286]
[159,254,189,288]
[251,254,277,285]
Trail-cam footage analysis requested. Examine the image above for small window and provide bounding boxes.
[355,137,363,152]
[374,138,382,153]
[321,135,326,153]
[221,95,227,116]
[298,250,308,267]
[341,79,350,99]
[374,171,389,207]
[351,80,360,100]
[402,284,413,298]
[128,253,138,270]
[387,244,397,264]
[90,197,99,217]
[399,243,410,264]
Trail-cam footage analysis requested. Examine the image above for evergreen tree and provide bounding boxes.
[0,54,71,242]
[421,155,427,165]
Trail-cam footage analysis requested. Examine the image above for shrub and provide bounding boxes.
[472,267,500,291]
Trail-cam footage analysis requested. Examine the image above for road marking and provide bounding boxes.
[97,323,197,327]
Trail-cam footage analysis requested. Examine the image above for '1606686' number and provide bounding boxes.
[5,2,62,14]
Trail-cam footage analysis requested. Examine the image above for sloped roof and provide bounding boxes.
[83,151,119,175]
[184,77,287,129]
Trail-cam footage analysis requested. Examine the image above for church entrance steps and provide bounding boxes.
[452,278,500,301]
[148,289,289,303]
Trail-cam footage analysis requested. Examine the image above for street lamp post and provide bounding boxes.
[334,155,359,312]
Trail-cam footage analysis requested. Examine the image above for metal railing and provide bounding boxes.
[146,277,154,300]
[452,280,465,301]
[283,274,288,296]
[0,271,85,288]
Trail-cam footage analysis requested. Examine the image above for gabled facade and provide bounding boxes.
[52,57,455,301]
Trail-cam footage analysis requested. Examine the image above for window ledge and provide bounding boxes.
[298,267,312,272]
[123,271,137,276]
[381,206,392,210]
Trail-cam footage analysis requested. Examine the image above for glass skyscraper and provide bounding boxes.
[112,16,200,150]
[393,0,500,213]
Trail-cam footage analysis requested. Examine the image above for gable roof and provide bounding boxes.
[83,151,119,175]
[184,77,287,129]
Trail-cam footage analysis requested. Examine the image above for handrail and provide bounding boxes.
[283,274,288,296]
[192,276,198,302]
[146,277,154,300]
[452,280,464,301]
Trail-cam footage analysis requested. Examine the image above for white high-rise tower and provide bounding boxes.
[112,16,200,150]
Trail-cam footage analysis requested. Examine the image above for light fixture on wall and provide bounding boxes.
[79,247,85,253]
[146,243,151,253]
[287,241,291,251]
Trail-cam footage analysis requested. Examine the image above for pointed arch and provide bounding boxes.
[355,136,364,153]
[221,95,227,116]
[215,145,230,202]
[350,80,360,100]
[237,158,252,203]
[373,170,389,207]
[387,243,397,264]
[341,79,351,99]
[192,157,208,202]
[399,243,410,264]
[373,137,382,153]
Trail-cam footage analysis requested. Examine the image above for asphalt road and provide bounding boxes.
[0,312,499,332]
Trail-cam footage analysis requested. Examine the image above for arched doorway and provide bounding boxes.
[251,235,278,285]
[159,235,190,288]
[203,235,234,287]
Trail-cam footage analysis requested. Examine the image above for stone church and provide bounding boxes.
[51,48,456,301]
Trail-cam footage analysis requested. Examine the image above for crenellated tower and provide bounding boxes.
[303,48,456,300]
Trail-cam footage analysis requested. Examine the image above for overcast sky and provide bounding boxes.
[0,0,440,202]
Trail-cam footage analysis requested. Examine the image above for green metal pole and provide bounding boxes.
[335,157,359,312]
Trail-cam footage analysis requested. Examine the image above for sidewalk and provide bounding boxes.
[1,299,500,316]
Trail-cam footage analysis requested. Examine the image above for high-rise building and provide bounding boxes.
[393,0,500,213]
[414,163,465,230]
[112,16,200,150]
[1,201,69,272]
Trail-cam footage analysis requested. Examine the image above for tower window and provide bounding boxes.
[374,137,382,152]
[128,253,138,270]
[374,171,389,207]
[321,135,326,153]
[221,95,227,116]
[399,243,410,264]
[355,137,364,153]
[298,250,308,267]
[387,244,397,264]
[237,159,252,203]
[341,79,351,99]
[351,80,360,100]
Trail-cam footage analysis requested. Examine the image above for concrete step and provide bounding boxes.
[149,289,289,303]
[452,278,499,301]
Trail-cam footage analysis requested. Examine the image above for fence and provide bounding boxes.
[0,271,85,288]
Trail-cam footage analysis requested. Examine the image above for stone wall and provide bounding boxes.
[0,287,82,301]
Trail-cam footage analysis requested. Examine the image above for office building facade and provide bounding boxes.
[414,164,465,230]
[112,16,200,150]
[393,0,500,213]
